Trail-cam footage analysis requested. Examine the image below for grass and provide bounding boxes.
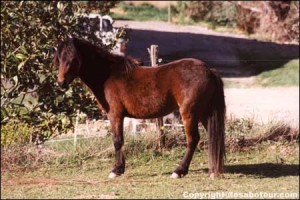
[1,118,299,199]
[1,142,299,199]
[223,59,299,88]
[111,2,168,22]
[258,59,299,87]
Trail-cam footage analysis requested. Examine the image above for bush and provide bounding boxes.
[1,1,126,144]
[1,119,33,146]
[175,2,238,28]
[235,6,261,34]
[174,1,299,43]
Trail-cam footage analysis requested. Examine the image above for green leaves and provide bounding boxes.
[15,53,27,60]
[1,1,126,145]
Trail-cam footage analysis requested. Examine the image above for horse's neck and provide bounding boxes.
[79,55,111,112]
[80,76,110,112]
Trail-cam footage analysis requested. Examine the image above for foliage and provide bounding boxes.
[266,1,299,43]
[173,1,299,43]
[232,1,299,43]
[1,119,33,146]
[1,1,125,144]
[77,1,120,15]
[174,2,238,28]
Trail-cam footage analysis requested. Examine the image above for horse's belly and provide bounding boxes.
[124,95,178,119]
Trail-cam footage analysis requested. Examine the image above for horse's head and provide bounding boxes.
[53,38,81,89]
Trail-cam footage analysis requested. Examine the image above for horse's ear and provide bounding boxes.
[127,56,143,66]
[51,37,65,69]
[133,57,144,66]
[52,39,63,69]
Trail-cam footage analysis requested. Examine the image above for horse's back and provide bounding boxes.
[131,58,213,95]
[156,58,215,91]
[161,58,217,106]
[157,58,208,69]
[106,58,218,119]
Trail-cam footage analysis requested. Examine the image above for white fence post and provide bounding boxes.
[74,110,80,147]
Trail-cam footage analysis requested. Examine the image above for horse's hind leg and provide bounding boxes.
[171,111,200,178]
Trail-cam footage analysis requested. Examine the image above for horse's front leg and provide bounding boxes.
[108,115,125,178]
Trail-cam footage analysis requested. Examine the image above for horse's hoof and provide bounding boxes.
[209,173,223,179]
[209,173,217,179]
[108,172,119,179]
[170,172,180,179]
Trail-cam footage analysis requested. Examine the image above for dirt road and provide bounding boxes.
[114,20,299,77]
[225,87,299,128]
[113,20,299,127]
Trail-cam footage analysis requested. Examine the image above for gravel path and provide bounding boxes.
[114,20,299,128]
[114,20,299,77]
[115,20,248,38]
[225,87,299,128]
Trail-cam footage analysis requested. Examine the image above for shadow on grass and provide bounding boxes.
[224,163,299,178]
[188,163,299,178]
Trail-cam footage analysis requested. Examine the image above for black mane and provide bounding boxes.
[53,37,140,74]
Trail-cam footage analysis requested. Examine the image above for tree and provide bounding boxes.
[235,1,299,43]
[1,1,125,145]
[174,1,299,43]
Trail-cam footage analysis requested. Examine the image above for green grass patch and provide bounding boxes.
[258,59,299,87]
[1,142,299,199]
[1,118,299,199]
[112,2,168,22]
[223,59,299,88]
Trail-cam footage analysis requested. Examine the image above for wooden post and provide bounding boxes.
[148,45,165,149]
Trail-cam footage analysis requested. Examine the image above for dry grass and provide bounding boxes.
[1,117,298,174]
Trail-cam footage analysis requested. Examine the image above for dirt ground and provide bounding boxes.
[113,20,299,128]
[225,87,299,128]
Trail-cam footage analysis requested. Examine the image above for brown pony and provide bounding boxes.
[53,37,226,178]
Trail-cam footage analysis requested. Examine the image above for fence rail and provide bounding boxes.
[46,121,184,144]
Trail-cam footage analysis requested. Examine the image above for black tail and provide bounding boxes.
[207,72,226,177]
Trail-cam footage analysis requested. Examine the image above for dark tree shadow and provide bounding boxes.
[124,28,299,77]
[190,163,299,178]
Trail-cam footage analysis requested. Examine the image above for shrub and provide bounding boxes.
[1,1,126,144]
[1,119,33,146]
[175,2,238,28]
[174,1,299,43]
